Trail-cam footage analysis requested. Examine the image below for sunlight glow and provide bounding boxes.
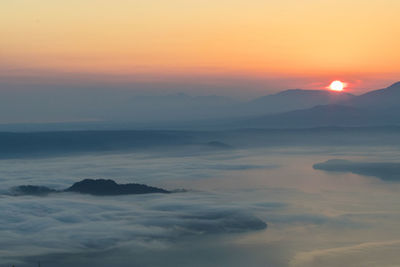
[329,80,345,91]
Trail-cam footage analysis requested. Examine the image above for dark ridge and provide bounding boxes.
[388,81,400,88]
[313,159,400,181]
[0,130,195,158]
[9,179,171,196]
[65,179,170,195]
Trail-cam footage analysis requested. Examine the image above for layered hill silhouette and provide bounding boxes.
[0,82,399,133]
[247,89,355,114]
[239,81,400,128]
[1,82,399,131]
[349,81,400,110]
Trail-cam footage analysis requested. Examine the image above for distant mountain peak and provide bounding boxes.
[273,89,323,96]
[247,88,355,116]
[275,88,305,94]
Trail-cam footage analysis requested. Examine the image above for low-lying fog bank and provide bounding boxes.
[1,142,400,266]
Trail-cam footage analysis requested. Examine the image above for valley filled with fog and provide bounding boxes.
[1,129,400,267]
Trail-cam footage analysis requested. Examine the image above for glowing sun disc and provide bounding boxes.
[329,80,344,91]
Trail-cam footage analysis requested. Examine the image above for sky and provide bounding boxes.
[1,0,400,97]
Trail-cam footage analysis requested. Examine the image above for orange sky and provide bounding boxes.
[1,0,400,92]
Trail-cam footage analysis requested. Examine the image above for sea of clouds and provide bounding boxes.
[1,146,400,266]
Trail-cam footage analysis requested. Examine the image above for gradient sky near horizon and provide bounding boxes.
[1,0,400,95]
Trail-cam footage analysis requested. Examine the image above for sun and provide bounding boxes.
[329,80,344,91]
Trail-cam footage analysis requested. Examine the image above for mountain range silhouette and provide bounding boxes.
[237,81,400,128]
